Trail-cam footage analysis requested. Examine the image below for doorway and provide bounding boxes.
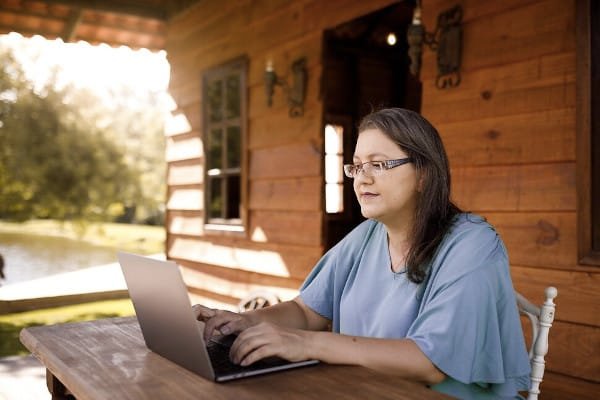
[321,1,420,251]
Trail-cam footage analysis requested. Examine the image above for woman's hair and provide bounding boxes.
[358,107,461,283]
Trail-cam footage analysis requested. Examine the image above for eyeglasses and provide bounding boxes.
[343,158,413,178]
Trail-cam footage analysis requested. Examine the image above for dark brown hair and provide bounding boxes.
[358,108,461,283]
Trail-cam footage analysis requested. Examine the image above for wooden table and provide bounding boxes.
[20,317,452,400]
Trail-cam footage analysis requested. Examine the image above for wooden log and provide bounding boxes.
[166,186,203,211]
[511,264,600,326]
[452,163,576,212]
[165,132,204,162]
[249,210,322,247]
[421,0,575,80]
[250,142,321,179]
[167,234,323,280]
[178,261,301,303]
[537,371,600,400]
[249,177,321,211]
[248,105,322,149]
[536,320,600,382]
[167,159,203,186]
[423,82,575,125]
[439,108,575,166]
[167,210,204,236]
[483,212,576,269]
[423,52,575,107]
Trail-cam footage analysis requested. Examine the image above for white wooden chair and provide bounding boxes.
[237,290,280,312]
[515,286,558,400]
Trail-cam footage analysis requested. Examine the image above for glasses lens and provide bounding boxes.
[343,165,355,178]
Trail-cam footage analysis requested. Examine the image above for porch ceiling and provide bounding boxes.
[0,0,198,51]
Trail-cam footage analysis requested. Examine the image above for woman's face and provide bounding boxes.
[352,128,419,225]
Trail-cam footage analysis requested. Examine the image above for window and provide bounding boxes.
[324,124,344,213]
[202,58,247,231]
[577,0,600,264]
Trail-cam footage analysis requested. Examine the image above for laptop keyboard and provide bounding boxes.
[206,335,290,376]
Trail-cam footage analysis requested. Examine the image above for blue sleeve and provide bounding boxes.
[298,245,338,320]
[299,220,379,325]
[406,224,531,396]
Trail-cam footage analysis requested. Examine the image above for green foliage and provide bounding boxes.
[0,299,134,357]
[0,42,165,223]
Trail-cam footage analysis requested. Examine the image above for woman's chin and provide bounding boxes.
[360,206,381,220]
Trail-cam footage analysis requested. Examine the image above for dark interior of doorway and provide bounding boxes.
[322,1,421,251]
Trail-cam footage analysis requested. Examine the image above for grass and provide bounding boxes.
[0,299,135,357]
[0,219,162,357]
[0,219,165,255]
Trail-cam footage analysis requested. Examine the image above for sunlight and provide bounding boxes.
[0,32,170,107]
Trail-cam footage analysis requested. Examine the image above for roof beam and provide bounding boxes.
[62,7,82,42]
[41,0,167,20]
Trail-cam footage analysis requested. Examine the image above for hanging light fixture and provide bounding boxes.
[407,2,463,89]
[264,57,307,117]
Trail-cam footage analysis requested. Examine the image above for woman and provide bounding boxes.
[195,108,531,399]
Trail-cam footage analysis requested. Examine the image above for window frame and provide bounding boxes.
[201,56,248,234]
[576,0,600,264]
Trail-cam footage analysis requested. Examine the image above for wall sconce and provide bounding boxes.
[407,4,463,89]
[264,57,307,117]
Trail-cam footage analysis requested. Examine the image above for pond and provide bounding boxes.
[0,232,118,285]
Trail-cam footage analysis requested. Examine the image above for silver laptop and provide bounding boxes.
[117,252,318,382]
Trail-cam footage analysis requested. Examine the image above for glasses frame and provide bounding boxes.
[343,157,413,178]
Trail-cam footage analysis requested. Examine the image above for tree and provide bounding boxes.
[0,46,142,222]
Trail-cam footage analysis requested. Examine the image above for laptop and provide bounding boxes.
[117,252,318,382]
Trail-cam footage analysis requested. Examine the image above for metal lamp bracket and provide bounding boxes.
[407,5,463,89]
[264,57,307,117]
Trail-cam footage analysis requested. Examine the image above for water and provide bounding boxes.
[0,232,118,284]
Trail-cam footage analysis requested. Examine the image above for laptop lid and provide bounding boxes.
[117,252,319,382]
[117,252,216,380]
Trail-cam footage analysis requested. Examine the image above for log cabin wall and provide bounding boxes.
[163,0,398,309]
[420,0,599,398]
[164,0,598,397]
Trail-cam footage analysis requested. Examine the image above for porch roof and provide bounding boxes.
[0,0,199,51]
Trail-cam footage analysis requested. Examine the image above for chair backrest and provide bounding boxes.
[515,286,558,400]
[237,290,281,312]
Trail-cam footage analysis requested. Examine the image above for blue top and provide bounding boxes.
[300,213,531,399]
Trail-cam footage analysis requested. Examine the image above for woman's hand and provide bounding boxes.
[192,304,256,341]
[229,322,311,366]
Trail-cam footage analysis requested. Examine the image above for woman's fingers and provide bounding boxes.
[202,310,251,341]
[192,304,215,321]
[229,322,308,366]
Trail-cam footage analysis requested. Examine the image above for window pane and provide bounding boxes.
[208,178,223,219]
[225,175,241,219]
[225,74,240,119]
[207,79,223,123]
[226,126,241,168]
[325,183,343,213]
[325,154,343,183]
[207,128,223,170]
[325,124,343,154]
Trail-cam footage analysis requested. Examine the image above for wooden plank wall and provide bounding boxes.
[421,0,599,397]
[163,0,398,310]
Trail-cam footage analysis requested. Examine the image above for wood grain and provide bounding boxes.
[452,163,576,212]
[483,212,576,269]
[20,317,451,400]
[249,177,322,212]
[537,371,600,400]
[440,108,575,166]
[167,234,322,280]
[421,0,575,80]
[249,209,322,247]
[539,320,600,382]
[512,264,600,326]
[250,142,321,179]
